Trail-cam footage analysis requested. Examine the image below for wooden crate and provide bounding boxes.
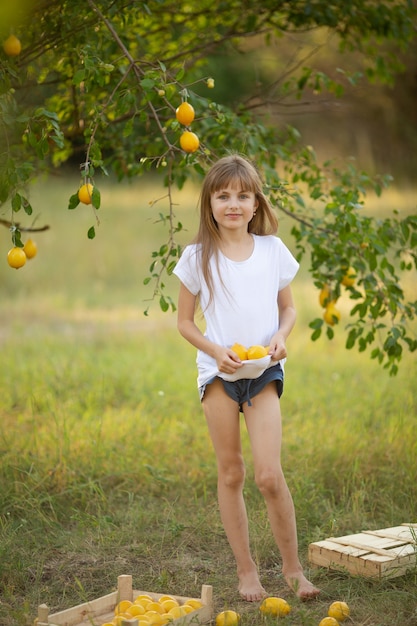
[35,575,213,626]
[308,523,417,579]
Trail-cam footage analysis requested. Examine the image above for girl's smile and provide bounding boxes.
[211,185,258,231]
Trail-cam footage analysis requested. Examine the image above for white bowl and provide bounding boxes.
[219,355,273,382]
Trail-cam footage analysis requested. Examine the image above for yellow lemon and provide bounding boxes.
[231,343,248,361]
[341,266,356,287]
[147,613,166,625]
[115,600,133,614]
[113,613,134,625]
[3,34,22,56]
[158,596,177,604]
[135,595,153,604]
[319,284,331,307]
[319,618,340,626]
[176,102,195,126]
[160,600,179,612]
[127,604,146,616]
[78,183,94,204]
[184,599,203,610]
[323,302,341,326]
[180,604,195,614]
[259,597,291,617]
[7,246,27,269]
[168,606,188,619]
[179,131,199,153]
[215,611,240,626]
[328,601,350,621]
[247,345,269,360]
[146,602,165,615]
[23,238,37,259]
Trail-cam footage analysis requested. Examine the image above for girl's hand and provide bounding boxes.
[214,345,244,374]
[268,332,288,361]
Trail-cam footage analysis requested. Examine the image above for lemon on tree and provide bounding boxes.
[23,238,37,259]
[328,600,350,621]
[341,266,356,287]
[176,102,195,126]
[215,610,240,626]
[78,182,94,204]
[180,131,199,153]
[3,34,22,56]
[259,596,291,617]
[319,284,331,307]
[7,246,27,269]
[323,301,341,326]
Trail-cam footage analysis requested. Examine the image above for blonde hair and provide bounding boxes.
[193,154,278,306]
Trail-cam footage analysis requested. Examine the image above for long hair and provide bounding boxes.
[193,154,279,307]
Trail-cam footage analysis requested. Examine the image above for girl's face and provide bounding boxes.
[210,183,258,234]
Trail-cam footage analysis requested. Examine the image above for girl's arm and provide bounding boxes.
[268,284,297,361]
[177,282,243,373]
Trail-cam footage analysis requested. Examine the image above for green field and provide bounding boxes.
[0,176,416,626]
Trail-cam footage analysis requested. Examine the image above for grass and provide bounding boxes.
[0,174,416,626]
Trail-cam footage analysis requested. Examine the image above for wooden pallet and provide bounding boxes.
[308,523,417,578]
[35,575,213,626]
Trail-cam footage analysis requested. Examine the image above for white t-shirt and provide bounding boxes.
[173,234,299,388]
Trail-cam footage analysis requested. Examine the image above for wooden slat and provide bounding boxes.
[327,537,396,558]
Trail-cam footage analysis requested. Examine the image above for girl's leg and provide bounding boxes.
[202,379,267,602]
[243,382,320,600]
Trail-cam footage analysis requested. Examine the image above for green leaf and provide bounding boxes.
[92,187,101,209]
[68,193,80,210]
[73,69,86,85]
[87,226,96,239]
[11,193,21,212]
[159,295,169,312]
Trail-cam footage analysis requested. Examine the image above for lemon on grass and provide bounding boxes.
[328,601,350,621]
[7,246,27,269]
[179,131,199,153]
[247,345,269,360]
[259,597,291,617]
[319,618,340,626]
[78,182,94,204]
[3,34,22,56]
[215,610,240,626]
[176,102,195,126]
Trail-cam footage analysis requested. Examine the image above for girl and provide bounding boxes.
[173,154,319,602]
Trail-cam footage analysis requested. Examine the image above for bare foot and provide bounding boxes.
[238,570,268,602]
[284,570,320,601]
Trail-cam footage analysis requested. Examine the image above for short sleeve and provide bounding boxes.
[173,244,201,295]
[277,238,299,290]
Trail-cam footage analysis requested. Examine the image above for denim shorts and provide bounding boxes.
[199,363,284,412]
